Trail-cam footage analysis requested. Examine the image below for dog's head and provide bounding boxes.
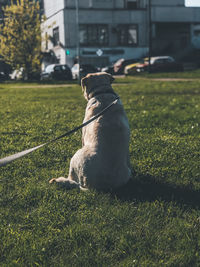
[81,72,115,100]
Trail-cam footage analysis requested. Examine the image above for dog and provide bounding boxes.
[49,72,131,191]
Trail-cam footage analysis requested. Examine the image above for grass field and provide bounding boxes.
[1,76,200,266]
[122,68,200,80]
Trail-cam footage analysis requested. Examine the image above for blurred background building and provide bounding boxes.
[1,0,200,71]
[42,0,200,69]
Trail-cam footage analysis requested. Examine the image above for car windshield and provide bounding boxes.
[72,64,78,70]
[143,58,159,64]
[61,65,67,70]
[46,65,54,72]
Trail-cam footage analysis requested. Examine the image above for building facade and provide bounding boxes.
[42,0,200,68]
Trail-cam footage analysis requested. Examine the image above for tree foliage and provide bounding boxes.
[0,0,42,80]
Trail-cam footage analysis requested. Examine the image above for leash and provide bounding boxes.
[0,97,119,167]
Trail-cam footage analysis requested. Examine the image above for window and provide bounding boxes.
[54,66,61,71]
[194,30,200,36]
[125,0,138,9]
[79,24,108,46]
[118,25,138,46]
[53,26,59,46]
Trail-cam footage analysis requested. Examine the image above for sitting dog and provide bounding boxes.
[49,72,131,191]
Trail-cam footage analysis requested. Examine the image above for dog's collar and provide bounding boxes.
[88,84,118,99]
[90,90,118,99]
[87,84,116,100]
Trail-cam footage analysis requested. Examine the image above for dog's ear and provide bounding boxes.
[81,76,88,92]
[107,73,115,84]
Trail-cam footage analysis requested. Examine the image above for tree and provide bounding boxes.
[0,0,42,80]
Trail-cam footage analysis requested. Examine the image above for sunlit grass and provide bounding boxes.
[1,78,200,266]
[115,68,200,83]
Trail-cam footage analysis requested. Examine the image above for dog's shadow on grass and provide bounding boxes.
[113,174,200,209]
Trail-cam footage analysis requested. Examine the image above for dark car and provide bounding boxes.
[71,63,99,80]
[0,71,9,81]
[136,56,183,73]
[113,58,139,75]
[41,64,72,80]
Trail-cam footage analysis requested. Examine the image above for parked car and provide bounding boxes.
[10,68,24,80]
[71,64,99,80]
[113,58,138,75]
[0,71,9,81]
[136,56,183,73]
[41,64,72,80]
[124,58,148,75]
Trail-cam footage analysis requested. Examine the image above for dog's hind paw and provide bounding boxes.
[49,177,80,189]
[49,177,67,184]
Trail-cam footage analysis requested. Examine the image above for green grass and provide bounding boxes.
[116,68,200,82]
[1,77,200,266]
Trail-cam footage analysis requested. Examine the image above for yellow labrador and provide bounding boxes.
[49,72,131,190]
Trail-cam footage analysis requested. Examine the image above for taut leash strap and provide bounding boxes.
[0,144,46,167]
[0,97,119,167]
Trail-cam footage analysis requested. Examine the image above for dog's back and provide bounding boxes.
[81,94,131,189]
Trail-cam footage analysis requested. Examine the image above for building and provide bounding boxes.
[42,0,200,68]
[151,0,200,62]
